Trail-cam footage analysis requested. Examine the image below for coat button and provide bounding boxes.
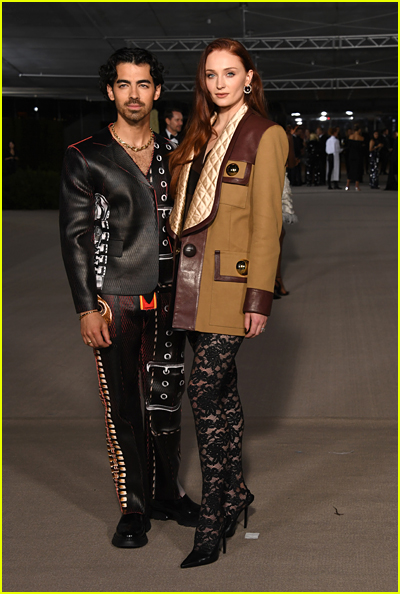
[226,163,240,176]
[236,260,249,275]
[183,243,196,257]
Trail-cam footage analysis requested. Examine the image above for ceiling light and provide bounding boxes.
[346,111,353,115]
[319,116,327,121]
[321,111,327,116]
[291,112,301,116]
[34,106,39,112]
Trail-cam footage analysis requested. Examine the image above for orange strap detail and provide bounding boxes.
[139,293,157,311]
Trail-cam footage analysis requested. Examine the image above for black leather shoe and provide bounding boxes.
[111,513,151,548]
[151,494,200,527]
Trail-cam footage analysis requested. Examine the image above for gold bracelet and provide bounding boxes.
[79,309,99,321]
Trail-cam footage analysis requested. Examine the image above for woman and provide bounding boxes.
[325,127,343,189]
[305,132,321,187]
[168,38,288,568]
[345,125,365,191]
[369,131,383,189]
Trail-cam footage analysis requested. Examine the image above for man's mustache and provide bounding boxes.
[125,99,144,107]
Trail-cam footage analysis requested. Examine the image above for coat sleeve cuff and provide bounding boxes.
[243,288,274,317]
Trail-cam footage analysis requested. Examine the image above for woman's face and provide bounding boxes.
[205,50,253,113]
[373,131,379,139]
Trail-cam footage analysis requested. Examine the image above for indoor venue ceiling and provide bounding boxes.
[2,2,398,114]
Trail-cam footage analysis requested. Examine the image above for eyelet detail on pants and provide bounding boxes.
[162,381,169,387]
[164,353,172,360]
[160,394,168,400]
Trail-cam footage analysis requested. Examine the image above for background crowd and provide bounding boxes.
[287,124,398,191]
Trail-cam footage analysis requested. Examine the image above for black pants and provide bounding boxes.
[327,154,334,186]
[94,290,185,515]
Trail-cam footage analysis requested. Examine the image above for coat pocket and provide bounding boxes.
[214,250,248,283]
[220,161,252,209]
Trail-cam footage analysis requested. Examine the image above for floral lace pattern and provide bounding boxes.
[187,332,251,552]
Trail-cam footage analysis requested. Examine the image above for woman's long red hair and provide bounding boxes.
[168,38,267,197]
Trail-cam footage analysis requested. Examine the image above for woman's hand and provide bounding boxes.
[80,312,112,348]
[244,312,268,338]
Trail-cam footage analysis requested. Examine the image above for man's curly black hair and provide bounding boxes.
[99,47,164,99]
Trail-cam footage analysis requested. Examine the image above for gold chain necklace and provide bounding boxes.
[111,123,154,152]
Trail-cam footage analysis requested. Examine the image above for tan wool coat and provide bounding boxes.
[168,107,289,336]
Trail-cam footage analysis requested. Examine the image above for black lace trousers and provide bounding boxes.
[94,290,186,515]
[187,331,251,552]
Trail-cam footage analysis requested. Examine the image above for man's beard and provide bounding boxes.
[120,99,151,124]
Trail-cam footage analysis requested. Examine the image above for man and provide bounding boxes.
[325,127,343,189]
[59,48,199,549]
[162,108,184,145]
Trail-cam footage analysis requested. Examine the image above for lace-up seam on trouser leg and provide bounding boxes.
[94,292,185,515]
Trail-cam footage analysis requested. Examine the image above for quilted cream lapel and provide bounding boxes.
[169,103,248,237]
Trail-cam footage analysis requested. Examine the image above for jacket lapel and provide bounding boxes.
[93,126,152,188]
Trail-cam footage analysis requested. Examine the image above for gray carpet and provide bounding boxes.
[3,183,397,591]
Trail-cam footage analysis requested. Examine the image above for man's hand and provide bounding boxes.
[80,312,112,348]
[244,312,268,338]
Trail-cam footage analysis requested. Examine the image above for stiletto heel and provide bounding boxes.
[225,492,254,538]
[222,532,226,554]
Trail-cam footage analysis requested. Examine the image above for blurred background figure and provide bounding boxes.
[369,130,384,188]
[162,107,184,145]
[385,131,398,191]
[316,126,329,184]
[341,127,353,182]
[345,125,365,191]
[305,132,321,186]
[326,127,343,189]
[288,125,304,186]
[275,126,298,298]
[4,140,19,175]
[379,128,391,175]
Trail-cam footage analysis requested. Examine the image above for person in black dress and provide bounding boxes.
[369,131,384,189]
[345,125,365,191]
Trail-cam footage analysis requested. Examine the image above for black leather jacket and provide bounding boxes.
[59,126,175,313]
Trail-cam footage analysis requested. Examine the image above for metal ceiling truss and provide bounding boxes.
[163,77,398,92]
[11,75,398,95]
[125,34,398,52]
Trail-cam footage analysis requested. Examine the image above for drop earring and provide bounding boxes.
[244,83,252,95]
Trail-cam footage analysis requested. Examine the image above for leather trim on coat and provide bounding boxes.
[172,229,208,330]
[243,288,274,317]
